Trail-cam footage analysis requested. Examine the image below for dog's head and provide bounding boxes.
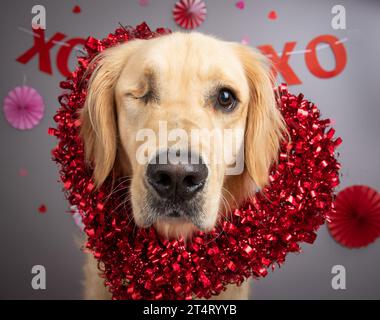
[80,32,285,239]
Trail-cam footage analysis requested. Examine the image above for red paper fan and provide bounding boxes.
[173,0,207,29]
[328,185,380,248]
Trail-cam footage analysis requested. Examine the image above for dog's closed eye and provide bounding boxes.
[81,32,286,239]
[125,71,159,104]
[127,90,156,103]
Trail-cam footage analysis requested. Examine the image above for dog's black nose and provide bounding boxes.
[146,152,208,200]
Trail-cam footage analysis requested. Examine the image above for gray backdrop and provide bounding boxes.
[0,0,379,299]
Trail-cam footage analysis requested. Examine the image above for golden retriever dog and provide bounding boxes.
[80,32,286,300]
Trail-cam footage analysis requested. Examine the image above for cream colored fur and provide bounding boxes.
[80,32,285,300]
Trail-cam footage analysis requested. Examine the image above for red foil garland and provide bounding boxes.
[50,22,341,300]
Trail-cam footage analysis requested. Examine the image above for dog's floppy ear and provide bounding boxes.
[80,41,140,187]
[235,44,286,189]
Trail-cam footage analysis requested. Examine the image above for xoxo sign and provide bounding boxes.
[16,28,347,85]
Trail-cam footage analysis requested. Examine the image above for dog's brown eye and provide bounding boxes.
[216,89,237,112]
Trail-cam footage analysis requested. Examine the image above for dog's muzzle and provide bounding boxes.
[145,150,208,220]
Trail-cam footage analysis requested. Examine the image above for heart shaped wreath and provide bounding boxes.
[50,22,341,300]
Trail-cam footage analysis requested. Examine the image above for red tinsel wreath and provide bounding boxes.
[50,22,341,300]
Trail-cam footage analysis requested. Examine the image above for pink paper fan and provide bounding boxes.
[328,185,380,248]
[3,86,45,130]
[173,0,207,29]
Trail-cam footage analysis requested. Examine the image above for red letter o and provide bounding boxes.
[305,35,347,78]
[57,38,86,77]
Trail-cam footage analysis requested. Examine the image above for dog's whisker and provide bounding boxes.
[222,186,238,209]
[220,195,230,222]
[107,185,130,201]
[221,187,237,223]
[220,193,233,224]
[104,177,132,203]
[111,189,131,214]
[204,223,224,246]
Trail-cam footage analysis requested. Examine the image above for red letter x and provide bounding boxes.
[258,42,302,86]
[16,28,66,75]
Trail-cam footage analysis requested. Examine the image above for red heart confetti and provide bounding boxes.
[241,35,250,45]
[235,1,245,10]
[72,5,81,14]
[38,204,47,214]
[18,168,28,177]
[268,10,277,20]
